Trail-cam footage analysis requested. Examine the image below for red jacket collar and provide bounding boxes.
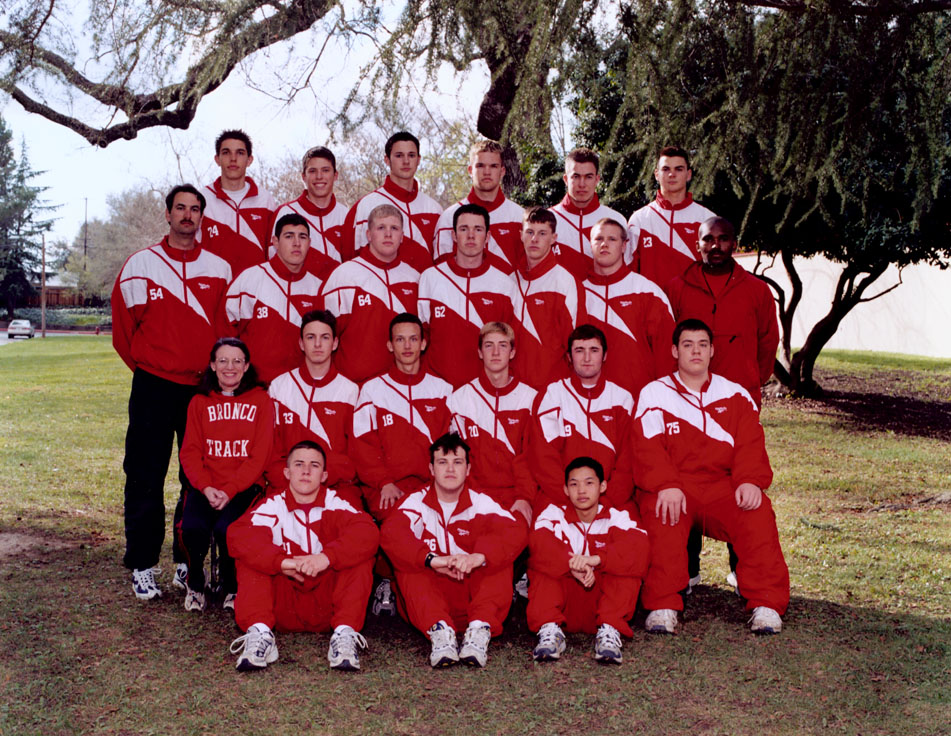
[294,191,338,217]
[386,365,427,386]
[670,371,712,396]
[655,191,694,212]
[585,264,631,285]
[421,484,475,515]
[211,176,259,202]
[562,503,608,524]
[382,176,419,203]
[268,255,309,282]
[558,194,601,216]
[477,371,520,397]
[296,365,339,389]
[520,251,559,279]
[568,372,607,398]
[444,256,491,279]
[159,237,201,262]
[466,188,506,212]
[680,260,747,293]
[283,486,330,512]
[357,248,402,270]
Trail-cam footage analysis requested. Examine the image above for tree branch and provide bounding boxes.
[737,0,951,15]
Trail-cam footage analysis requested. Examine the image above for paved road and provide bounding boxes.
[0,329,105,345]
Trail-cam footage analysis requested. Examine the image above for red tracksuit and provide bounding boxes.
[512,252,582,390]
[532,374,635,510]
[380,485,528,635]
[223,256,323,383]
[627,193,715,290]
[351,368,452,519]
[434,189,525,271]
[228,487,379,633]
[449,373,538,511]
[342,177,443,270]
[582,266,676,399]
[318,250,420,384]
[417,258,518,388]
[199,177,278,277]
[632,372,789,614]
[527,502,649,635]
[550,195,627,280]
[265,366,360,503]
[271,192,347,280]
[665,261,780,407]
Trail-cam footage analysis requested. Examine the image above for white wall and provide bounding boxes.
[739,253,951,359]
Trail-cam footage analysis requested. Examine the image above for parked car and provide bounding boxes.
[7,319,35,338]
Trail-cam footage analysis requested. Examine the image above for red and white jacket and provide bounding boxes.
[551,195,627,280]
[342,177,443,271]
[380,485,527,572]
[223,256,322,384]
[433,189,525,271]
[532,374,635,509]
[228,487,379,585]
[112,239,232,385]
[417,258,518,388]
[271,192,348,281]
[179,387,274,498]
[199,177,278,277]
[665,261,779,406]
[351,368,453,493]
[627,193,715,290]
[266,367,359,492]
[632,372,772,504]
[582,266,676,399]
[512,252,582,389]
[449,373,538,509]
[318,251,420,384]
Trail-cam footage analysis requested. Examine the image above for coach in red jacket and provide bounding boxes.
[633,319,789,635]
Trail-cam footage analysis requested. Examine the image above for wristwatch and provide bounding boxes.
[424,552,436,569]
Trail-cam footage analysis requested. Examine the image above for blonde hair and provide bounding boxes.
[478,321,516,348]
[367,203,403,228]
[469,140,504,165]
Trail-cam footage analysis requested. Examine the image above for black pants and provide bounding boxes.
[177,484,262,594]
[122,369,195,571]
[687,528,738,578]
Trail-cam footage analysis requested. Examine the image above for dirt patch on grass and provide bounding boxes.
[0,532,76,560]
[766,366,951,441]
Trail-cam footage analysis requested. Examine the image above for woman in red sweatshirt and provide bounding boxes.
[178,337,274,612]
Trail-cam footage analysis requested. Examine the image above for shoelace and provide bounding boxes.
[134,569,158,589]
[599,626,622,649]
[538,625,562,647]
[333,631,368,658]
[464,625,491,649]
[430,624,455,648]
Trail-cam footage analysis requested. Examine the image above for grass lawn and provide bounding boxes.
[1,337,949,735]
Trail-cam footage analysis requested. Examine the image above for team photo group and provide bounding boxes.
[111,128,789,674]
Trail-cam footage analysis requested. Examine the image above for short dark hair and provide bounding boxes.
[566,148,600,173]
[565,456,604,484]
[568,323,608,353]
[673,318,714,344]
[453,203,490,231]
[274,213,310,238]
[429,433,470,464]
[592,217,628,241]
[302,146,336,172]
[657,145,691,170]
[216,129,253,156]
[699,216,736,240]
[300,309,337,339]
[198,337,262,396]
[523,205,557,230]
[385,131,420,158]
[165,184,206,213]
[389,312,423,341]
[286,439,327,467]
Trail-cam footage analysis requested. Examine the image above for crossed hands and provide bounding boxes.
[430,553,486,581]
[280,553,330,582]
[568,554,601,589]
[202,486,229,510]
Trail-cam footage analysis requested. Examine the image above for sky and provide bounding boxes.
[1,9,489,248]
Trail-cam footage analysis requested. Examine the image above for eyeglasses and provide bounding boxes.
[215,358,246,367]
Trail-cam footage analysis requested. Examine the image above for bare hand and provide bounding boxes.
[379,483,404,510]
[448,552,486,576]
[510,499,533,525]
[569,566,595,588]
[295,553,331,577]
[430,555,464,580]
[735,483,763,510]
[655,487,687,526]
[202,486,229,510]
[280,557,306,583]
[568,554,601,572]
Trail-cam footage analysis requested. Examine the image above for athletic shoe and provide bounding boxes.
[594,623,623,664]
[459,623,492,667]
[183,586,206,612]
[222,593,236,611]
[514,573,529,599]
[372,578,396,616]
[726,570,739,595]
[749,606,783,634]
[328,627,367,671]
[172,563,188,591]
[532,622,566,662]
[131,568,162,600]
[428,621,459,668]
[645,608,678,634]
[231,625,278,671]
[686,573,701,595]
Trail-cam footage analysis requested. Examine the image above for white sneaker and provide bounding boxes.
[132,568,162,600]
[172,563,188,590]
[328,627,367,671]
[594,623,623,664]
[428,621,459,668]
[223,593,236,611]
[533,622,566,662]
[514,573,529,599]
[749,606,783,634]
[459,623,492,668]
[183,586,206,612]
[231,625,278,671]
[726,570,739,594]
[645,608,678,634]
[372,579,396,616]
